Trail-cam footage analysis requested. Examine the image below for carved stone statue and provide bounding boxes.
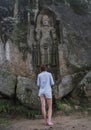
[34,14,58,67]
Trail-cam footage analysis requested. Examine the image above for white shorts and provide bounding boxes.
[38,90,52,99]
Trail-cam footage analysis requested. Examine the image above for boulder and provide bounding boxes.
[54,75,73,99]
[16,76,39,108]
[0,69,16,97]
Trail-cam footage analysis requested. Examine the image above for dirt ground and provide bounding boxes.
[1,111,91,130]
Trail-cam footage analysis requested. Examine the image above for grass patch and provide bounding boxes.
[0,117,12,127]
[0,99,40,119]
[55,99,74,115]
[55,98,91,116]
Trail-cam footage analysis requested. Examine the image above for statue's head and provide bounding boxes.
[42,15,49,26]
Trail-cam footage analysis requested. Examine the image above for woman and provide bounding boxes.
[37,65,54,126]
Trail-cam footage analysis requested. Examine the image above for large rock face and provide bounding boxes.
[0,0,91,107]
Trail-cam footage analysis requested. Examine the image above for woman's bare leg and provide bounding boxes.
[40,96,47,124]
[46,98,53,125]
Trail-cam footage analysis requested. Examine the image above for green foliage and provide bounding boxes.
[55,99,73,115]
[0,100,40,119]
[79,104,88,111]
[0,118,11,127]
[56,100,65,110]
[55,97,91,116]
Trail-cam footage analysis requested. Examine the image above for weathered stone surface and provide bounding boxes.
[79,71,91,97]
[71,71,91,106]
[54,75,73,99]
[0,39,5,65]
[16,76,39,108]
[54,4,91,68]
[0,69,16,97]
[4,39,33,77]
[0,1,91,107]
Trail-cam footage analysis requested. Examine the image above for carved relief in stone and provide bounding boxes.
[34,14,59,67]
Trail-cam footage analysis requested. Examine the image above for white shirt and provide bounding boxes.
[37,71,54,91]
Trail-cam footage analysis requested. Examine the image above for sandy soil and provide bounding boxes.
[2,112,91,130]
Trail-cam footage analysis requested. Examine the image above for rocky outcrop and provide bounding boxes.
[0,0,91,107]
